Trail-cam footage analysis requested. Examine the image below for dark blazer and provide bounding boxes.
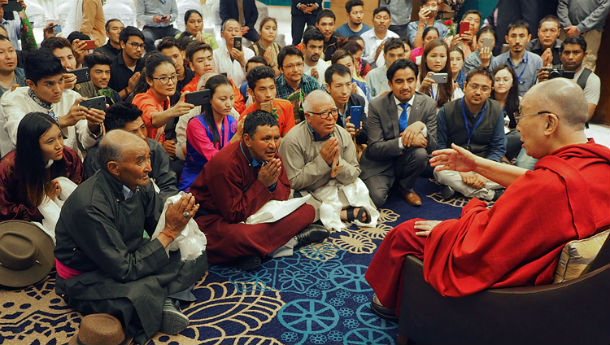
[291,0,323,16]
[359,91,438,180]
[220,0,258,29]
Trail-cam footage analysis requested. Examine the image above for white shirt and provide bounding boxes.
[573,67,601,105]
[0,87,97,158]
[360,29,399,66]
[213,39,255,85]
[303,59,330,85]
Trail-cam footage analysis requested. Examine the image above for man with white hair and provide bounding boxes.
[213,19,255,85]
[279,90,379,230]
[365,78,610,320]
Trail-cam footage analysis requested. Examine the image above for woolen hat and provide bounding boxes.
[68,313,130,345]
[0,220,54,288]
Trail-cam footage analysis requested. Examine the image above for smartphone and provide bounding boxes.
[71,67,90,84]
[459,21,470,35]
[233,36,242,51]
[83,40,96,50]
[79,96,106,111]
[184,89,211,107]
[430,72,448,84]
[3,0,23,13]
[349,106,363,130]
[54,24,62,35]
[480,37,493,49]
[260,101,273,113]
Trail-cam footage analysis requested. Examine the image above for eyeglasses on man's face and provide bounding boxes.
[308,108,339,120]
[513,110,555,123]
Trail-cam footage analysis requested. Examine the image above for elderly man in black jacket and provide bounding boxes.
[55,130,207,344]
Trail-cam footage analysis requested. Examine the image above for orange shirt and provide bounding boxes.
[132,88,170,142]
[182,75,246,114]
[240,98,296,137]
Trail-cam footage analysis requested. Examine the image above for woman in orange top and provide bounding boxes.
[132,53,195,142]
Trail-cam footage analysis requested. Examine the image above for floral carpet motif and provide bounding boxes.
[0,178,463,345]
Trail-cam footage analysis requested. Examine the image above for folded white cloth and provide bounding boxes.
[302,178,379,231]
[35,176,78,243]
[245,195,311,224]
[151,192,207,261]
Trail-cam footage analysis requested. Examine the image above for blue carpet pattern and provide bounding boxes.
[0,178,469,345]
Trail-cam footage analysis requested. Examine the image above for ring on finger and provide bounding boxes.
[182,211,190,218]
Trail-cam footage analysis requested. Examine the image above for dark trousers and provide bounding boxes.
[363,147,428,207]
[292,14,317,45]
[142,25,180,52]
[389,24,409,40]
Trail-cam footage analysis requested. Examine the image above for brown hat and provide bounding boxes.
[0,220,54,288]
[69,314,129,345]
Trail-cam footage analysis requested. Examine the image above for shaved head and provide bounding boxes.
[523,78,588,128]
[98,130,147,169]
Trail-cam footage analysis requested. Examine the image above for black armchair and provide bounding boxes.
[397,229,610,345]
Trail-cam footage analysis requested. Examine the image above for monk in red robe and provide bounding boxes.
[366,78,610,319]
[191,110,329,270]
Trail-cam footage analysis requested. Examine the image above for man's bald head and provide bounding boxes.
[98,130,147,170]
[303,89,335,113]
[523,78,588,128]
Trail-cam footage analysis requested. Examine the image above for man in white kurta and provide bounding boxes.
[213,19,255,85]
[279,90,378,231]
[0,50,103,157]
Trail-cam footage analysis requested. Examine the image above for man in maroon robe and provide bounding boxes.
[191,110,329,270]
[365,78,610,319]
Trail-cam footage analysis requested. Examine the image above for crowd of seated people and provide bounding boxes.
[0,0,608,343]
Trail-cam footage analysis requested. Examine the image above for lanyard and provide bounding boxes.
[461,98,487,150]
[507,53,528,85]
[430,84,438,101]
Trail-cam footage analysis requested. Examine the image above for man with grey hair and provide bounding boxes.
[213,18,255,85]
[365,78,610,319]
[54,130,208,343]
[280,90,379,230]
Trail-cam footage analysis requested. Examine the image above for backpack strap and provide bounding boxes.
[576,68,592,90]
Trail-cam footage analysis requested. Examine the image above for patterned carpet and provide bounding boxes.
[0,178,467,345]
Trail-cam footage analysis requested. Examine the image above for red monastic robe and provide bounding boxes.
[366,141,610,314]
[191,140,315,263]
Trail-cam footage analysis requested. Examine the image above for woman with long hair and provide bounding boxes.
[0,112,83,234]
[132,53,195,143]
[418,38,456,107]
[491,64,521,160]
[179,75,242,191]
[182,9,219,50]
[250,17,282,77]
[449,46,466,90]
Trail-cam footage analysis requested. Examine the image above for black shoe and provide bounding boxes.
[295,224,330,248]
[161,298,189,335]
[234,255,262,271]
[440,185,455,200]
[370,295,397,321]
[492,188,505,201]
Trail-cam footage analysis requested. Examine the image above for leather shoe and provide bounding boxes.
[296,224,330,248]
[161,298,189,334]
[370,295,397,320]
[404,191,422,206]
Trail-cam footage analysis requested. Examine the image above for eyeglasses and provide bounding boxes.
[127,42,146,50]
[151,74,178,84]
[467,82,492,93]
[308,108,339,120]
[282,62,304,70]
[513,110,554,123]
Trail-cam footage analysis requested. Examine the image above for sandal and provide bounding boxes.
[345,207,371,224]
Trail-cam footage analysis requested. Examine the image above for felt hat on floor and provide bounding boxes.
[68,313,130,345]
[0,220,54,288]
